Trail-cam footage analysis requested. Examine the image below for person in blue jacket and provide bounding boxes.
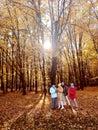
[50,84,57,109]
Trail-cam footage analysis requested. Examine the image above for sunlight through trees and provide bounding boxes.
[0,0,98,94]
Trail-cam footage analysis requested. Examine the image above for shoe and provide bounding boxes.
[61,107,64,109]
[58,106,60,109]
[52,108,56,110]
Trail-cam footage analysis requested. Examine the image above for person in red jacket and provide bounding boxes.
[69,83,78,110]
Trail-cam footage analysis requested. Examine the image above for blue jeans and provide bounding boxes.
[52,97,57,109]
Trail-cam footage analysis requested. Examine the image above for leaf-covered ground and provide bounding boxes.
[0,87,98,130]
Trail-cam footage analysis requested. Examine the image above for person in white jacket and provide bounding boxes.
[50,85,57,109]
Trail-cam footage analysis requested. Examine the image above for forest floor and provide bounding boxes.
[0,87,98,130]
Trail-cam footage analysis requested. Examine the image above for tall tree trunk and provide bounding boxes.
[51,57,57,84]
[26,57,29,90]
[21,74,26,95]
[34,55,38,93]
[63,50,73,84]
[70,37,78,85]
[50,21,59,84]
[6,49,8,93]
[30,61,33,91]
[35,74,38,94]
[42,55,46,91]
[15,69,18,91]
[22,46,26,95]
[78,33,86,90]
[1,51,5,94]
[11,44,14,92]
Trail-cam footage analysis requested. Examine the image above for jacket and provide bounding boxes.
[50,85,57,98]
[57,85,63,101]
[69,87,76,99]
[63,85,68,96]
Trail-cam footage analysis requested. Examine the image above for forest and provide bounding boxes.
[0,0,98,129]
[0,0,98,94]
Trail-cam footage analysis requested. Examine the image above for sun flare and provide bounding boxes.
[44,41,51,50]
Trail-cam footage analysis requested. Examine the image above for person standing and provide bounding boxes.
[69,83,78,110]
[50,84,57,109]
[57,83,64,109]
[61,82,71,106]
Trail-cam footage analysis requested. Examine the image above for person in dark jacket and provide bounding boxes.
[61,82,71,106]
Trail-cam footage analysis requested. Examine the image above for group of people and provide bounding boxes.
[49,82,78,110]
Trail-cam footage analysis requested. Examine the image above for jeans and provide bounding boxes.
[52,97,57,109]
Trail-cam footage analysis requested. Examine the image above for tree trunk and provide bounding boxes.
[15,69,18,91]
[42,55,46,91]
[6,49,8,93]
[1,51,5,94]
[20,73,26,95]
[29,62,33,91]
[26,57,30,90]
[11,44,14,92]
[51,57,57,84]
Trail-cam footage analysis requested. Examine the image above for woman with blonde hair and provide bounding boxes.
[57,83,64,109]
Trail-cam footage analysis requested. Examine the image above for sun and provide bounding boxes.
[44,41,51,50]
